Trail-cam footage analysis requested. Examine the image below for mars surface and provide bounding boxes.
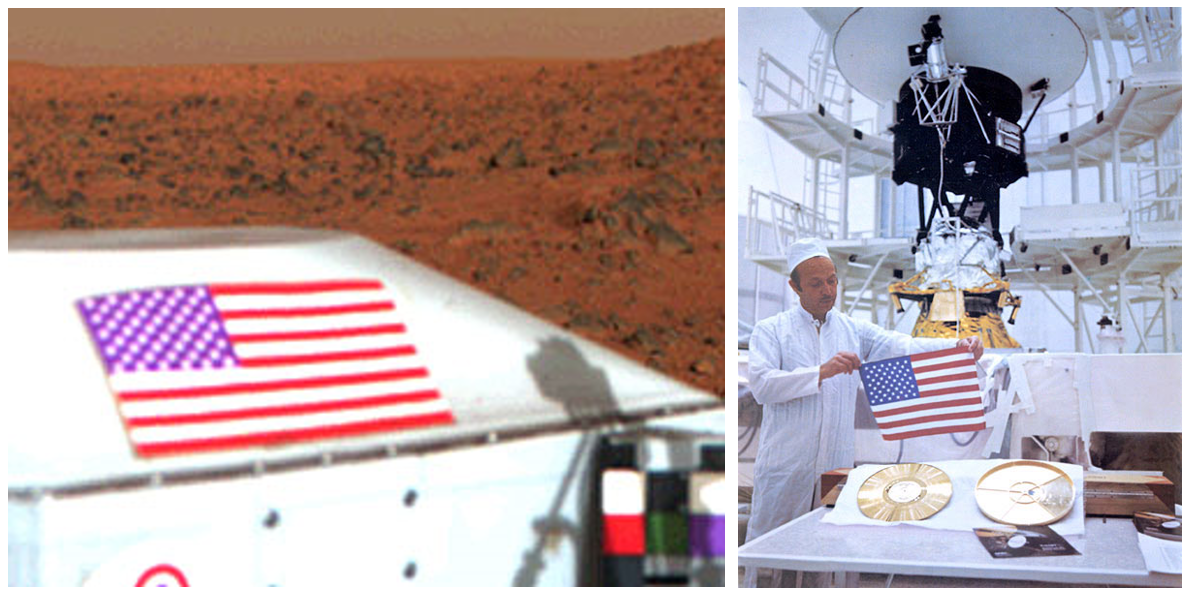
[9,37,725,395]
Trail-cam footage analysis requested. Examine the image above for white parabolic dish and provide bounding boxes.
[832,7,1088,111]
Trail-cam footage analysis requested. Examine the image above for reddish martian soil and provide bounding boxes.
[9,38,725,396]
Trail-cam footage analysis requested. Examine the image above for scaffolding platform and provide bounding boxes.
[1029,63,1182,173]
[753,108,892,177]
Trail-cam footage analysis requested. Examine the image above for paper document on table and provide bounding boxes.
[1133,511,1182,574]
[1137,534,1182,574]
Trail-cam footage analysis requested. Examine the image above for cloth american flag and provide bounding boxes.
[76,279,453,457]
[859,346,985,441]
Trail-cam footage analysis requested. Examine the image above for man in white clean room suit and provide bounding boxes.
[743,237,983,587]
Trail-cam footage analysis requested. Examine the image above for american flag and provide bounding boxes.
[859,346,984,441]
[76,279,453,457]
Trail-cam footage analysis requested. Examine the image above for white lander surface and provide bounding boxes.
[8,227,724,586]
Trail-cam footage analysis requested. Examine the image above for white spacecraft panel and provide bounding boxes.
[1087,354,1181,434]
[19,431,581,586]
[832,8,1087,110]
[8,228,719,490]
[1008,353,1182,460]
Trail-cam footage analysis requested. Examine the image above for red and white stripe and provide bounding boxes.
[601,469,646,557]
[111,280,452,457]
[872,347,984,440]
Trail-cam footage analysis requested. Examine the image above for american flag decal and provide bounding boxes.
[859,346,984,441]
[77,279,453,457]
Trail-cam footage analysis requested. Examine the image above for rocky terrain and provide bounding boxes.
[9,38,725,395]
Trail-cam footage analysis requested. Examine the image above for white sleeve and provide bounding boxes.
[855,318,958,361]
[747,320,820,405]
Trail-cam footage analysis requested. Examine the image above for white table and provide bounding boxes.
[739,508,1181,587]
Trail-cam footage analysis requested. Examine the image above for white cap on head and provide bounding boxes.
[786,237,831,276]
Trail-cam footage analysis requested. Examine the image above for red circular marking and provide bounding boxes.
[135,564,189,587]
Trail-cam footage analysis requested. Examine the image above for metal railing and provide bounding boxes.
[754,49,807,114]
[808,30,850,118]
[1022,94,1098,155]
[800,157,846,235]
[1146,7,1183,63]
[850,117,877,138]
[1130,165,1182,224]
[745,186,835,258]
[755,32,868,130]
[1121,7,1182,66]
[1024,8,1179,155]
